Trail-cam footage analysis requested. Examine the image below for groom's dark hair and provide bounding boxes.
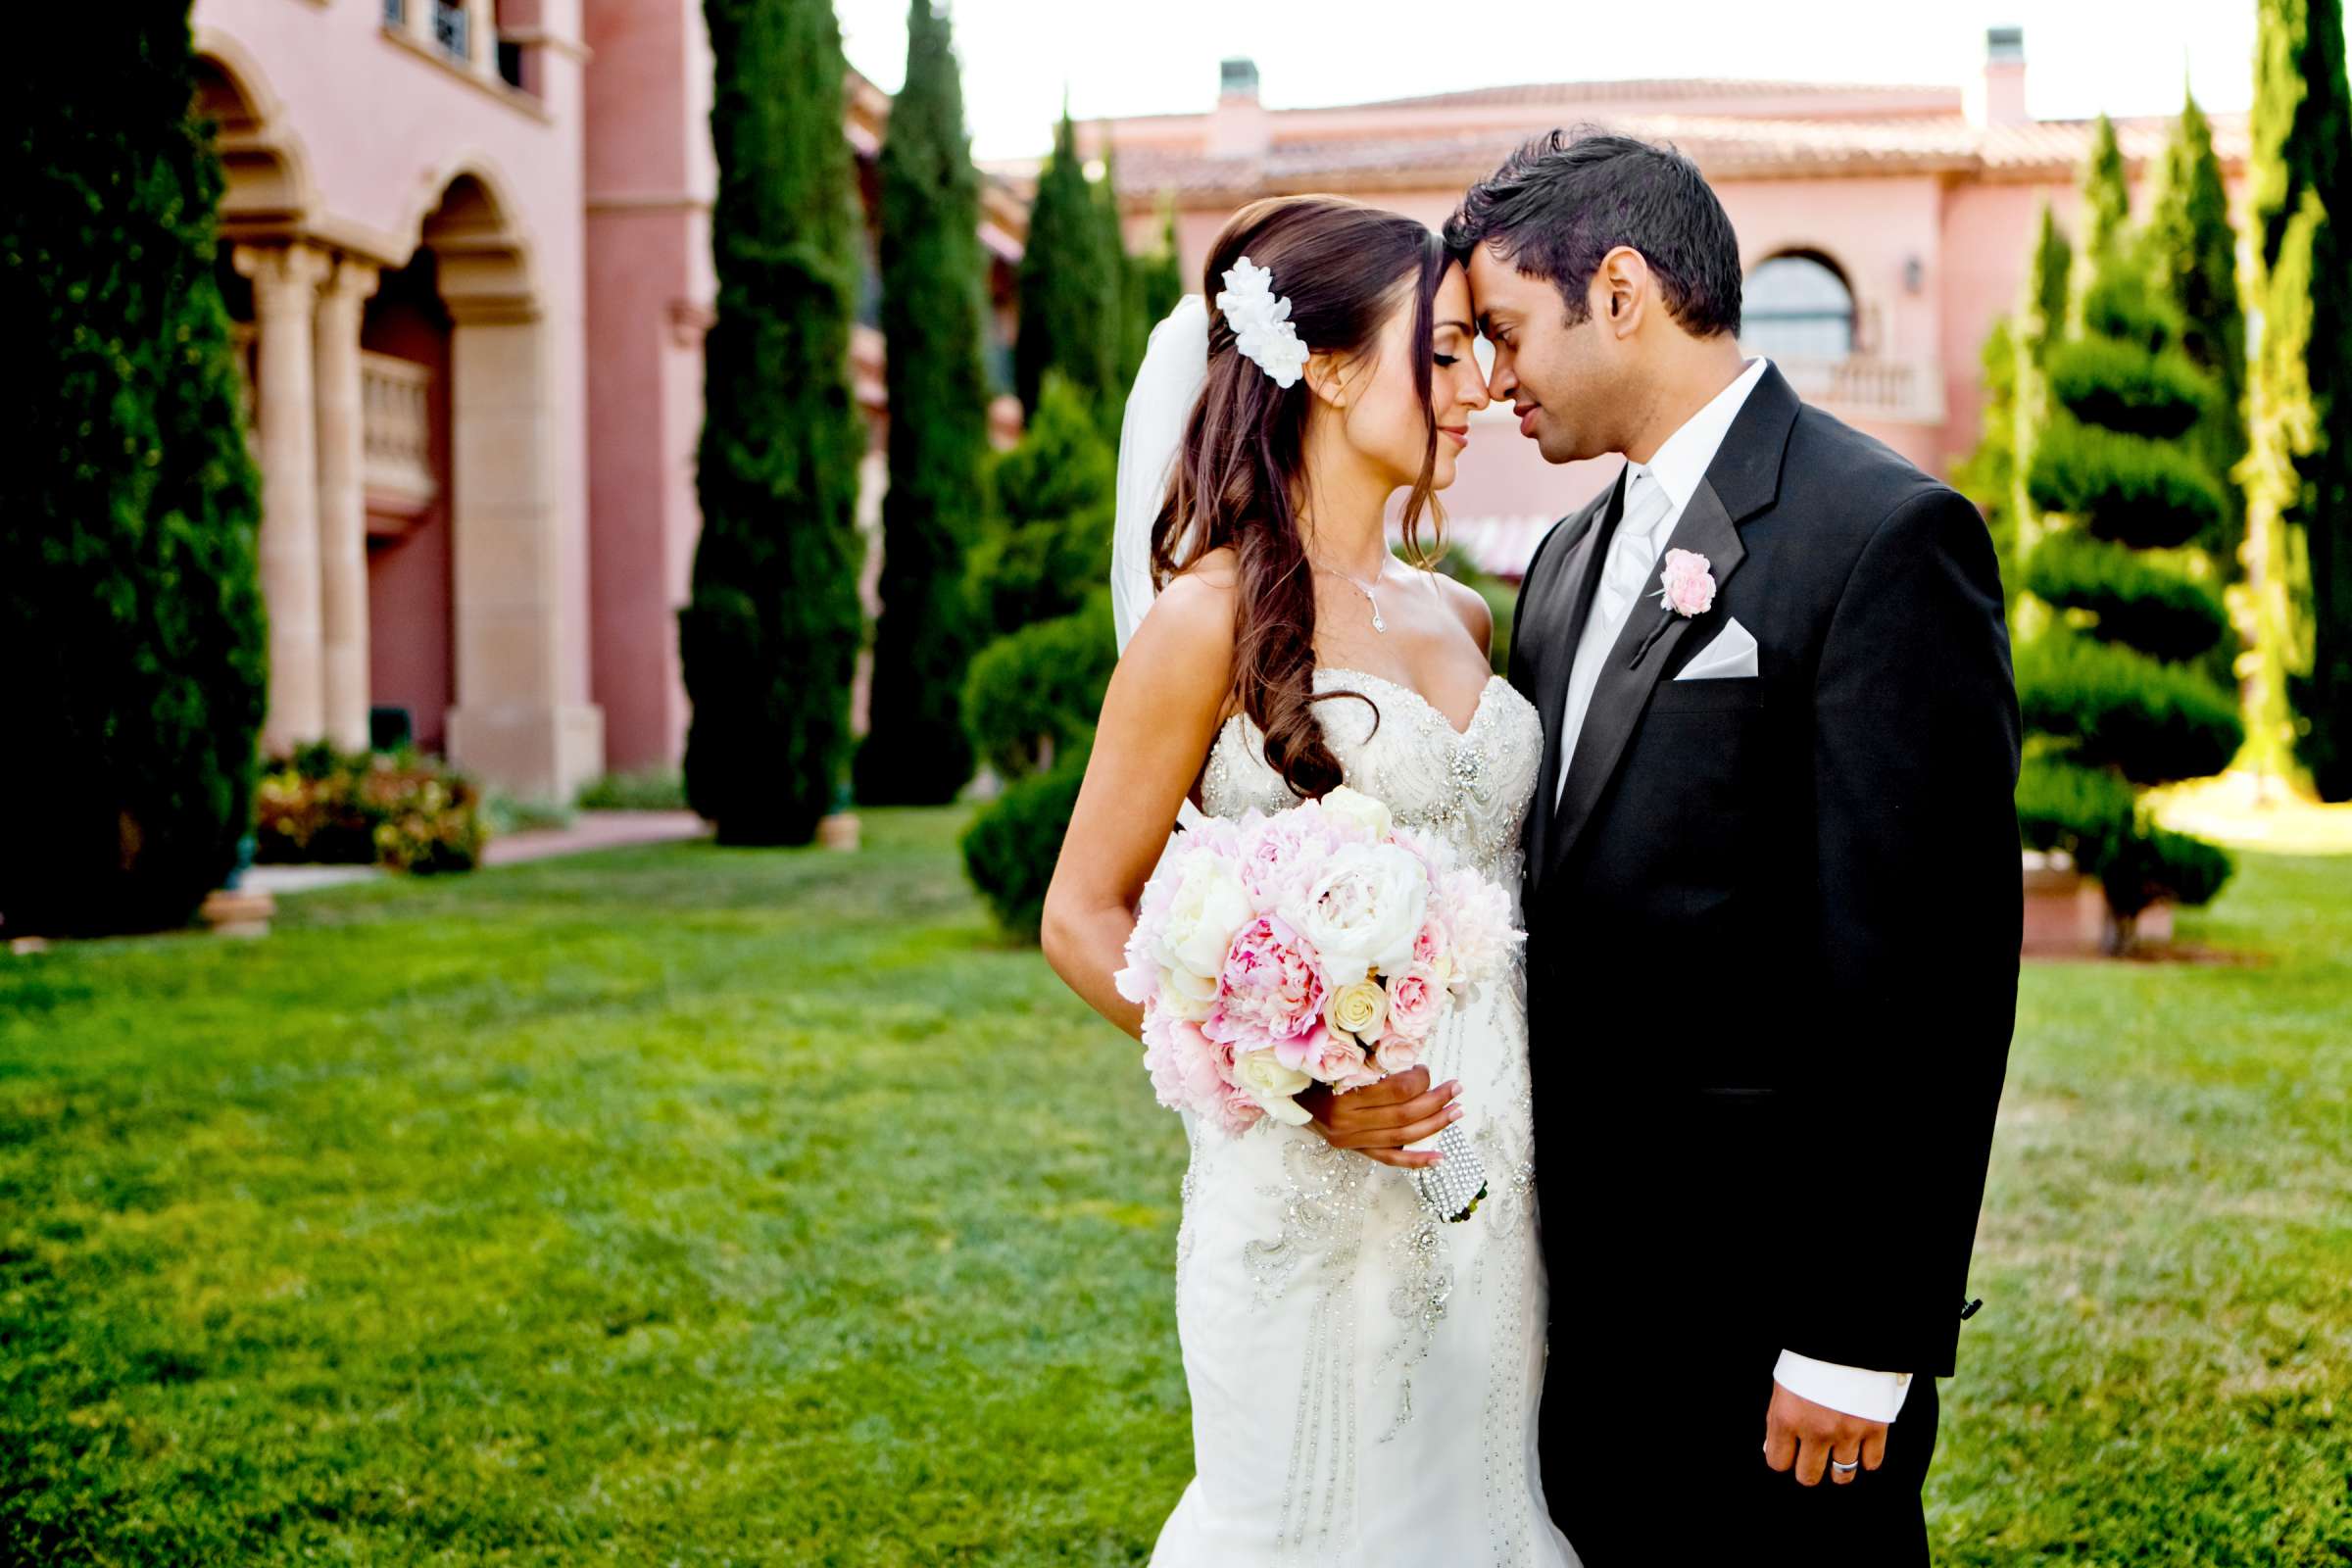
[1446,128,1742,338]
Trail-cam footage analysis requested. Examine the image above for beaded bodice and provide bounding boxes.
[1200,667,1544,889]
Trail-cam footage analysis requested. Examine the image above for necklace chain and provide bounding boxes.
[1312,557,1389,633]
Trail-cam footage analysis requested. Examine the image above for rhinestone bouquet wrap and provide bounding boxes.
[1117,786,1522,1222]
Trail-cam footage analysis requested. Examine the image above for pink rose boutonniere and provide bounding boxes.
[1657,549,1716,617]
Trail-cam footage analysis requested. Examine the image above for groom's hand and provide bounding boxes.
[1298,1068,1461,1169]
[1763,1382,1887,1488]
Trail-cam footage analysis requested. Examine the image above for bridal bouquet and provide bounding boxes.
[1116,787,1520,1215]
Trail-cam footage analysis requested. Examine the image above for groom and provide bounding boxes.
[1324,130,2022,1563]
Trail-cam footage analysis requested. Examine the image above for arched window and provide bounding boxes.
[1742,252,1855,361]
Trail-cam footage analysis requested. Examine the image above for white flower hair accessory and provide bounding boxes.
[1214,255,1310,389]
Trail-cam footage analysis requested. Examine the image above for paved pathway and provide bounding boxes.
[481,809,710,866]
[241,811,710,896]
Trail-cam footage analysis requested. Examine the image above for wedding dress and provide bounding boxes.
[1150,666,1580,1568]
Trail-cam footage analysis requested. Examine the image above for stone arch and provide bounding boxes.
[190,30,316,235]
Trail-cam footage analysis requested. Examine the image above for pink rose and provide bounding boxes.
[1373,1034,1424,1076]
[1203,914,1328,1063]
[1411,915,1447,968]
[1383,962,1444,1045]
[1308,1029,1378,1090]
[1658,549,1716,617]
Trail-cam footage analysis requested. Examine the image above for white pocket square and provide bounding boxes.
[1675,616,1758,681]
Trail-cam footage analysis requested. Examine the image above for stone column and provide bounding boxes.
[233,241,331,757]
[314,257,380,754]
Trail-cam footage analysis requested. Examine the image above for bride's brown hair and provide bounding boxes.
[1152,195,1450,800]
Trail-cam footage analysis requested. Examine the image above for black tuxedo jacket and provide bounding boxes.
[1508,364,2021,1383]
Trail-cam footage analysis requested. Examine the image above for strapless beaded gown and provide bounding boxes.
[1150,668,1581,1568]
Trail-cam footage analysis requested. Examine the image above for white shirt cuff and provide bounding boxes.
[1773,1349,1913,1423]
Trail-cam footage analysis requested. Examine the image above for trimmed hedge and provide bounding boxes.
[963,593,1116,780]
[2023,532,2230,663]
[2045,336,2208,441]
[2093,824,2234,919]
[2026,416,2229,549]
[959,745,1091,941]
[2016,629,2243,786]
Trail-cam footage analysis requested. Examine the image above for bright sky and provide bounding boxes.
[834,0,2259,161]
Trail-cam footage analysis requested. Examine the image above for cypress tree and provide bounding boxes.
[1013,109,1116,420]
[2019,233,2240,948]
[2145,89,2249,563]
[680,0,865,845]
[2250,0,2352,798]
[1127,198,1187,375]
[853,0,988,806]
[1,2,268,936]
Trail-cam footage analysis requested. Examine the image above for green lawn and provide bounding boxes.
[1,811,2345,1565]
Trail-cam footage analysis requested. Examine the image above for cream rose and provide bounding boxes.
[1323,976,1389,1043]
[1284,842,1428,986]
[1316,785,1393,842]
[1232,1048,1313,1125]
[1154,854,1253,981]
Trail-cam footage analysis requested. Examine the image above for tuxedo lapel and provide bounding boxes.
[1524,474,1626,874]
[1541,366,1803,882]
[1544,479,1746,877]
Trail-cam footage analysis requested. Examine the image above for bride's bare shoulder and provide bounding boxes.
[1122,548,1239,699]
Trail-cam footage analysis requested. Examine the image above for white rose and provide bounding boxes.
[1156,963,1219,1021]
[1232,1048,1314,1125]
[1323,977,1389,1043]
[1154,854,1253,981]
[1316,786,1393,842]
[1284,843,1428,987]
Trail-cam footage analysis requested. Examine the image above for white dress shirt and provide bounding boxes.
[1551,356,1915,1425]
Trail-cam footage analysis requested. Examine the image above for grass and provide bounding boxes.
[1,810,2345,1565]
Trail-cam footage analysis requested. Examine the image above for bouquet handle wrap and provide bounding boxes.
[1409,1122,1487,1223]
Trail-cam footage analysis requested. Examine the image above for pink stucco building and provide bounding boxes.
[1083,28,2250,575]
[192,0,1019,792]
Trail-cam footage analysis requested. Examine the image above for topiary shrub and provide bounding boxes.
[963,592,1116,779]
[1,2,269,938]
[2013,184,2240,945]
[959,745,1090,941]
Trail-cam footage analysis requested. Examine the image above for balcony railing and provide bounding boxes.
[1775,355,1945,425]
[362,352,437,512]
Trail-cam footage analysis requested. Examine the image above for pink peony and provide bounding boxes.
[1436,866,1522,989]
[1237,812,1340,911]
[1203,914,1327,1064]
[1658,549,1716,617]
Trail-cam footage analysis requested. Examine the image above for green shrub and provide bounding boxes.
[2026,416,2228,550]
[1,4,268,938]
[484,795,573,836]
[2045,337,2207,441]
[960,744,1091,941]
[2023,532,2230,663]
[964,594,1116,780]
[2016,630,2242,786]
[573,769,690,811]
[256,747,487,874]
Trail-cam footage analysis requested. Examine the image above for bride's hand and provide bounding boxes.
[1300,1068,1463,1168]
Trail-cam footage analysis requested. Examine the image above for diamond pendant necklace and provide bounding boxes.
[1315,558,1389,633]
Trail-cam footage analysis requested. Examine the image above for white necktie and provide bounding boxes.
[1554,469,1674,806]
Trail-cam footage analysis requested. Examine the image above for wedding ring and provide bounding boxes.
[1830,1458,1860,1473]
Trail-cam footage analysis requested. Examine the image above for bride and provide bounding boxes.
[1040,194,1578,1566]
